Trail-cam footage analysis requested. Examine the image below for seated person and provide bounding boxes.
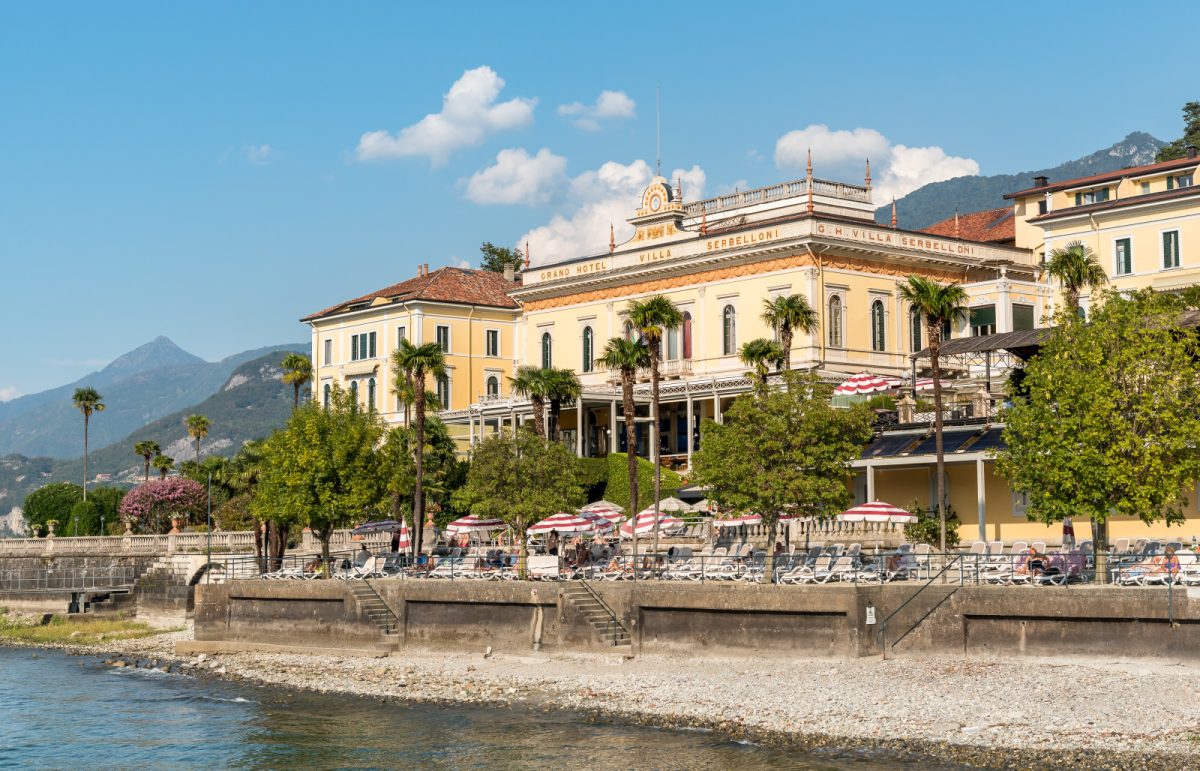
[1024,547,1046,576]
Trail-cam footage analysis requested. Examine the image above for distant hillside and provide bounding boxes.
[876,132,1167,229]
[0,338,305,458]
[0,349,309,532]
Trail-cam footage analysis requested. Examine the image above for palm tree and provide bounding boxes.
[508,365,550,438]
[761,294,818,371]
[1046,240,1108,315]
[186,414,211,462]
[391,357,416,426]
[281,353,313,408]
[627,295,684,557]
[152,454,175,479]
[739,338,786,390]
[72,387,105,501]
[598,337,650,557]
[391,339,447,557]
[898,275,969,554]
[545,367,582,443]
[134,440,161,482]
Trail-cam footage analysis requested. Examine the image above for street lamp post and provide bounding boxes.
[206,472,212,584]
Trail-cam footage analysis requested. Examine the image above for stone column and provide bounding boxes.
[898,394,916,424]
[866,463,876,502]
[685,393,694,471]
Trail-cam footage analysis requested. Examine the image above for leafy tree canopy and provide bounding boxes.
[996,289,1200,531]
[23,482,83,536]
[118,477,208,534]
[479,241,524,273]
[1155,101,1200,162]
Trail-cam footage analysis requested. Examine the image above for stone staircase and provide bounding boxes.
[133,556,195,616]
[345,580,402,653]
[561,582,632,651]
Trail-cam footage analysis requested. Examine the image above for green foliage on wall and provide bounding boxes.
[604,453,683,511]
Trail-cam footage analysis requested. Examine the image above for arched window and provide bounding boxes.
[486,375,499,397]
[582,326,594,373]
[722,305,737,356]
[909,307,923,353]
[367,377,376,412]
[436,375,450,410]
[349,380,359,410]
[828,296,843,348]
[871,300,886,352]
[541,332,552,369]
[681,312,692,359]
[323,383,331,408]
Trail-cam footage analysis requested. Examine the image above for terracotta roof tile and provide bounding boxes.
[921,207,1015,244]
[1005,156,1199,199]
[302,267,520,321]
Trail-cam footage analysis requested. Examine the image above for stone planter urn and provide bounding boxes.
[46,521,57,538]
[169,517,181,534]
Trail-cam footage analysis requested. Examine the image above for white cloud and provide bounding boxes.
[518,161,705,267]
[356,66,536,165]
[464,147,568,205]
[557,90,636,131]
[245,144,275,165]
[452,257,472,269]
[774,124,978,203]
[0,386,20,402]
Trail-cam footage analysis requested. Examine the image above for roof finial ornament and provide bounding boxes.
[677,175,683,202]
[524,240,530,269]
[700,207,708,236]
[890,198,897,229]
[806,147,813,177]
[864,158,871,190]
[954,208,960,239]
[609,223,616,254]
[806,147,814,214]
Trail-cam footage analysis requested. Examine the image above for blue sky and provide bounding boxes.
[0,1,1194,397]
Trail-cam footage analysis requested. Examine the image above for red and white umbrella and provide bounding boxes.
[581,500,624,514]
[529,512,604,534]
[445,514,505,533]
[620,510,686,539]
[580,505,625,522]
[913,378,949,392]
[713,514,762,527]
[837,501,917,524]
[394,519,412,551]
[833,372,903,396]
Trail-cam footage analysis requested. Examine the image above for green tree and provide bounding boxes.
[897,275,968,553]
[186,414,211,462]
[87,486,127,536]
[508,365,549,438]
[391,339,447,556]
[134,440,161,483]
[252,386,387,565]
[281,352,313,409]
[693,372,873,582]
[152,454,175,479]
[545,367,582,443]
[626,295,684,555]
[23,482,84,537]
[479,241,525,274]
[1045,240,1108,315]
[995,289,1200,582]
[597,336,650,550]
[738,338,785,390]
[72,387,105,501]
[68,499,98,537]
[1155,101,1200,162]
[761,294,818,371]
[461,429,583,577]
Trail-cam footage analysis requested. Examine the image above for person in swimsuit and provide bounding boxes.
[1025,547,1046,576]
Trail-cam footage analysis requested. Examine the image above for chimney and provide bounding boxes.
[503,264,515,282]
[1033,175,1049,188]
[424,262,430,276]
[417,264,423,277]
[1187,145,1198,159]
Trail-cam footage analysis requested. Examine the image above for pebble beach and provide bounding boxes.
[11,618,1192,770]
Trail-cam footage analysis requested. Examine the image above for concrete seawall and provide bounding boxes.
[192,579,1200,659]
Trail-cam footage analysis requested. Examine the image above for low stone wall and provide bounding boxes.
[191,579,1200,659]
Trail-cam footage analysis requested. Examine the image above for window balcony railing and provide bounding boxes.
[600,358,694,386]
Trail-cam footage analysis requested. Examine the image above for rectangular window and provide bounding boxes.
[1167,174,1192,190]
[1114,238,1132,275]
[349,333,375,361]
[970,305,996,337]
[1163,230,1181,269]
[1142,182,1151,195]
[368,331,376,358]
[485,329,499,357]
[1074,188,1110,206]
[350,334,359,361]
[436,325,450,352]
[397,326,407,347]
[1037,199,1048,215]
[1012,304,1034,331]
[323,339,332,365]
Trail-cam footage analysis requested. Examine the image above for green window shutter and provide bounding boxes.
[1012,304,1034,331]
[1075,192,1083,206]
[1115,238,1131,274]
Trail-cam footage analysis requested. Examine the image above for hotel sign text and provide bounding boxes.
[815,223,977,257]
[538,258,610,282]
[705,227,783,252]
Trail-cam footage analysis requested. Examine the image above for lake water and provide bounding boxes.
[0,646,954,770]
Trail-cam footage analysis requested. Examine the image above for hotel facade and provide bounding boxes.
[304,147,1200,546]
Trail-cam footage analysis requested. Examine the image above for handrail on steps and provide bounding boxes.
[878,554,962,656]
[576,577,627,645]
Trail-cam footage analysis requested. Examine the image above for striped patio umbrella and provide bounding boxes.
[581,500,625,513]
[620,510,686,539]
[833,372,903,396]
[580,505,625,522]
[837,501,917,524]
[654,496,694,513]
[445,514,506,533]
[713,514,762,527]
[394,519,412,551]
[528,512,602,534]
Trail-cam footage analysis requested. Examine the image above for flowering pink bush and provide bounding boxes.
[119,478,207,533]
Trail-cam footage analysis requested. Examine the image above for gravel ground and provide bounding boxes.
[10,621,1198,770]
